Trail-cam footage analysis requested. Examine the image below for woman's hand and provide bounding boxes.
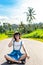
[27,55,30,59]
[8,38,13,47]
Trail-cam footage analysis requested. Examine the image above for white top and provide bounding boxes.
[13,40,23,50]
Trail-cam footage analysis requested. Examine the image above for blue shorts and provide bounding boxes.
[7,50,23,60]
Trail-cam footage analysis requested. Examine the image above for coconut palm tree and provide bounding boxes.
[26,7,36,23]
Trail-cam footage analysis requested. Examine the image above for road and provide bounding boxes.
[0,38,43,65]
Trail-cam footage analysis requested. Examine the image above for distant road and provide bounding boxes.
[0,38,43,65]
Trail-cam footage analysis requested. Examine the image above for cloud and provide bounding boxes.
[0,16,9,19]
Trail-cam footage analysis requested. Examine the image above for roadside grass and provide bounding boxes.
[0,29,43,42]
[0,30,14,40]
[22,29,43,42]
[29,38,43,42]
[0,33,8,40]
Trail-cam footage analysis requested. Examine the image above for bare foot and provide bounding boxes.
[12,60,22,63]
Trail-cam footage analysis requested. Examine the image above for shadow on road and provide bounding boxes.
[1,62,25,65]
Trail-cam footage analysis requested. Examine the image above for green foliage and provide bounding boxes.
[18,22,27,34]
[0,33,8,40]
[5,30,14,37]
[22,29,43,39]
[0,25,6,33]
[0,30,14,40]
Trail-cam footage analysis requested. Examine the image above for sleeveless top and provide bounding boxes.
[13,40,22,51]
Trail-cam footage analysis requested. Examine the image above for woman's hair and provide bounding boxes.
[13,32,21,41]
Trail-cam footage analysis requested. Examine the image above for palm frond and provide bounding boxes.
[33,16,35,19]
[25,7,36,23]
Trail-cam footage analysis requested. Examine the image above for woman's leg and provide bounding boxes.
[19,54,27,61]
[4,55,21,63]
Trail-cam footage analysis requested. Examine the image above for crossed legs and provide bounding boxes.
[4,54,27,63]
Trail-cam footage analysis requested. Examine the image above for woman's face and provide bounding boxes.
[15,35,20,40]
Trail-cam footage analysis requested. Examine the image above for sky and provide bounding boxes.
[0,0,43,24]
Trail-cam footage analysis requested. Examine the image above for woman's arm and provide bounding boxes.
[22,44,30,59]
[22,44,27,54]
[8,38,13,47]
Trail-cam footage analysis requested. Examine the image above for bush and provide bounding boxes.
[0,33,8,40]
[22,29,43,39]
[5,30,14,37]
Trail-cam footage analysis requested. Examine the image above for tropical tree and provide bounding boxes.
[25,7,36,23]
[18,21,26,34]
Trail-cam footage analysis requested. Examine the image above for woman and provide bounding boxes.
[4,32,29,63]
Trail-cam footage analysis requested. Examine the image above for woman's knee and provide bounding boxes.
[4,55,8,58]
[4,55,6,58]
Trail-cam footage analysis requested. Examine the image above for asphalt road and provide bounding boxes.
[0,38,43,65]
